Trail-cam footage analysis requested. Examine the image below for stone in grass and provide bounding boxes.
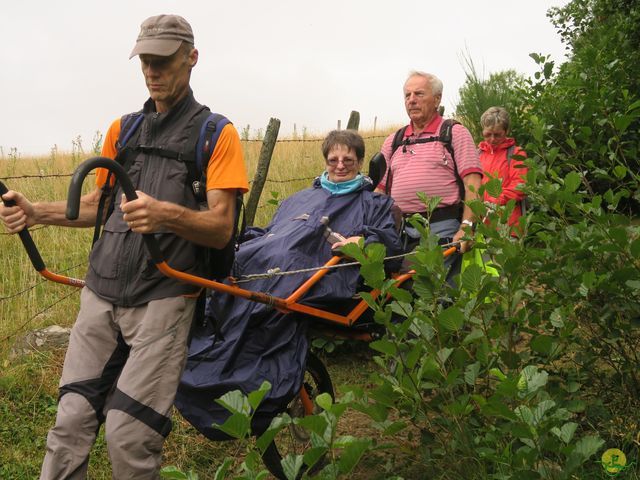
[10,325,71,359]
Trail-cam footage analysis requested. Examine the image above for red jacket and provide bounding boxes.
[478,137,527,228]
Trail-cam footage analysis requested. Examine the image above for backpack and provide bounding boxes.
[368,119,465,202]
[94,108,245,281]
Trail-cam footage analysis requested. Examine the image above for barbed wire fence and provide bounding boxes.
[1,120,392,345]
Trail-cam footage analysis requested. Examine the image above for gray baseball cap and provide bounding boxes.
[129,14,194,59]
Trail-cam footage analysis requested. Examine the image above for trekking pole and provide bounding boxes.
[0,181,84,287]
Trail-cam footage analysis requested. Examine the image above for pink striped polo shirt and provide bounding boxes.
[378,115,481,214]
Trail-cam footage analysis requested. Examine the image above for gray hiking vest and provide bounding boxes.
[85,91,209,307]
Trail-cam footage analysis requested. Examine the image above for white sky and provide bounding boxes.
[0,0,570,156]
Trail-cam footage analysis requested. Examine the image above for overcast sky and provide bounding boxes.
[0,0,570,156]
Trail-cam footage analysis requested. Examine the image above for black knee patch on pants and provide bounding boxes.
[59,333,130,424]
[107,388,172,437]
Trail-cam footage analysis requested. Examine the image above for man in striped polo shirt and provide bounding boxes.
[377,71,482,281]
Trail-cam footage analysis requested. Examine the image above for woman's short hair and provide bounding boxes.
[481,106,511,132]
[321,130,365,161]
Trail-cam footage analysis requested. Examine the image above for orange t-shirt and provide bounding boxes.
[96,117,249,193]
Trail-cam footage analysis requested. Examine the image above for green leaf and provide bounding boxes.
[436,347,453,366]
[248,381,271,410]
[549,308,565,328]
[485,176,503,198]
[360,263,386,289]
[551,422,578,444]
[215,389,250,415]
[160,466,189,479]
[628,99,640,111]
[514,405,534,426]
[382,420,407,436]
[630,238,640,258]
[613,165,627,179]
[213,412,251,439]
[613,114,633,133]
[462,328,485,345]
[369,339,397,356]
[281,454,304,480]
[563,171,581,192]
[337,439,372,474]
[213,459,234,480]
[532,399,556,425]
[571,434,605,462]
[461,263,483,293]
[519,366,548,394]
[387,285,414,303]
[530,335,558,356]
[464,362,481,386]
[437,307,465,331]
[315,392,333,411]
[295,415,329,439]
[406,343,424,369]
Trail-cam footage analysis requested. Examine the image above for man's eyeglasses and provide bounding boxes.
[326,158,357,167]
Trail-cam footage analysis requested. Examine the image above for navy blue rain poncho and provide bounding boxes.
[175,176,402,439]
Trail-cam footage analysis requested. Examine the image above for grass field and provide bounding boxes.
[0,129,403,478]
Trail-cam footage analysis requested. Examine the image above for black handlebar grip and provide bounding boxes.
[65,157,165,264]
[0,181,46,271]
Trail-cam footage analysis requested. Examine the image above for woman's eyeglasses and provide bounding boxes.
[326,158,356,167]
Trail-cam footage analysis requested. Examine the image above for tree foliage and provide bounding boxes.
[455,54,526,142]
[517,0,640,213]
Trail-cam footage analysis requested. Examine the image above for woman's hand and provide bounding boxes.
[331,236,362,250]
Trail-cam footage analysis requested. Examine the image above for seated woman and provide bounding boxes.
[478,106,528,232]
[175,130,403,439]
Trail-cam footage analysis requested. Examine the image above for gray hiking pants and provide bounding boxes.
[40,287,195,480]
[402,217,462,286]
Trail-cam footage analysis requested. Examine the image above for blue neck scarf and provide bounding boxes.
[320,172,363,195]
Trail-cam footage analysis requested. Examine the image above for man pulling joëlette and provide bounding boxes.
[0,14,248,478]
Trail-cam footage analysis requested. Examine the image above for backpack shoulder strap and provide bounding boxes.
[116,112,145,153]
[195,112,231,177]
[186,110,231,201]
[92,111,145,246]
[390,126,408,157]
[439,118,465,202]
[438,118,460,161]
[385,126,408,193]
[505,145,515,165]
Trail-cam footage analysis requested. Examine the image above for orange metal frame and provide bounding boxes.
[31,246,456,330]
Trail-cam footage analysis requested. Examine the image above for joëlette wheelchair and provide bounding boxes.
[0,157,456,479]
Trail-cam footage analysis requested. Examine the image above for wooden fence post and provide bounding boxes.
[346,110,360,130]
[245,117,281,226]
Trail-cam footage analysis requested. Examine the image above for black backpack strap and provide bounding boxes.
[92,112,145,246]
[384,126,408,194]
[182,110,231,201]
[391,126,408,156]
[438,119,465,202]
[505,145,515,165]
[437,118,458,161]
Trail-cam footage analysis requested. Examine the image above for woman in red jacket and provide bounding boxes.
[479,106,527,233]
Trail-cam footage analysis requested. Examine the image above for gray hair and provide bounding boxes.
[480,106,511,132]
[406,71,443,96]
